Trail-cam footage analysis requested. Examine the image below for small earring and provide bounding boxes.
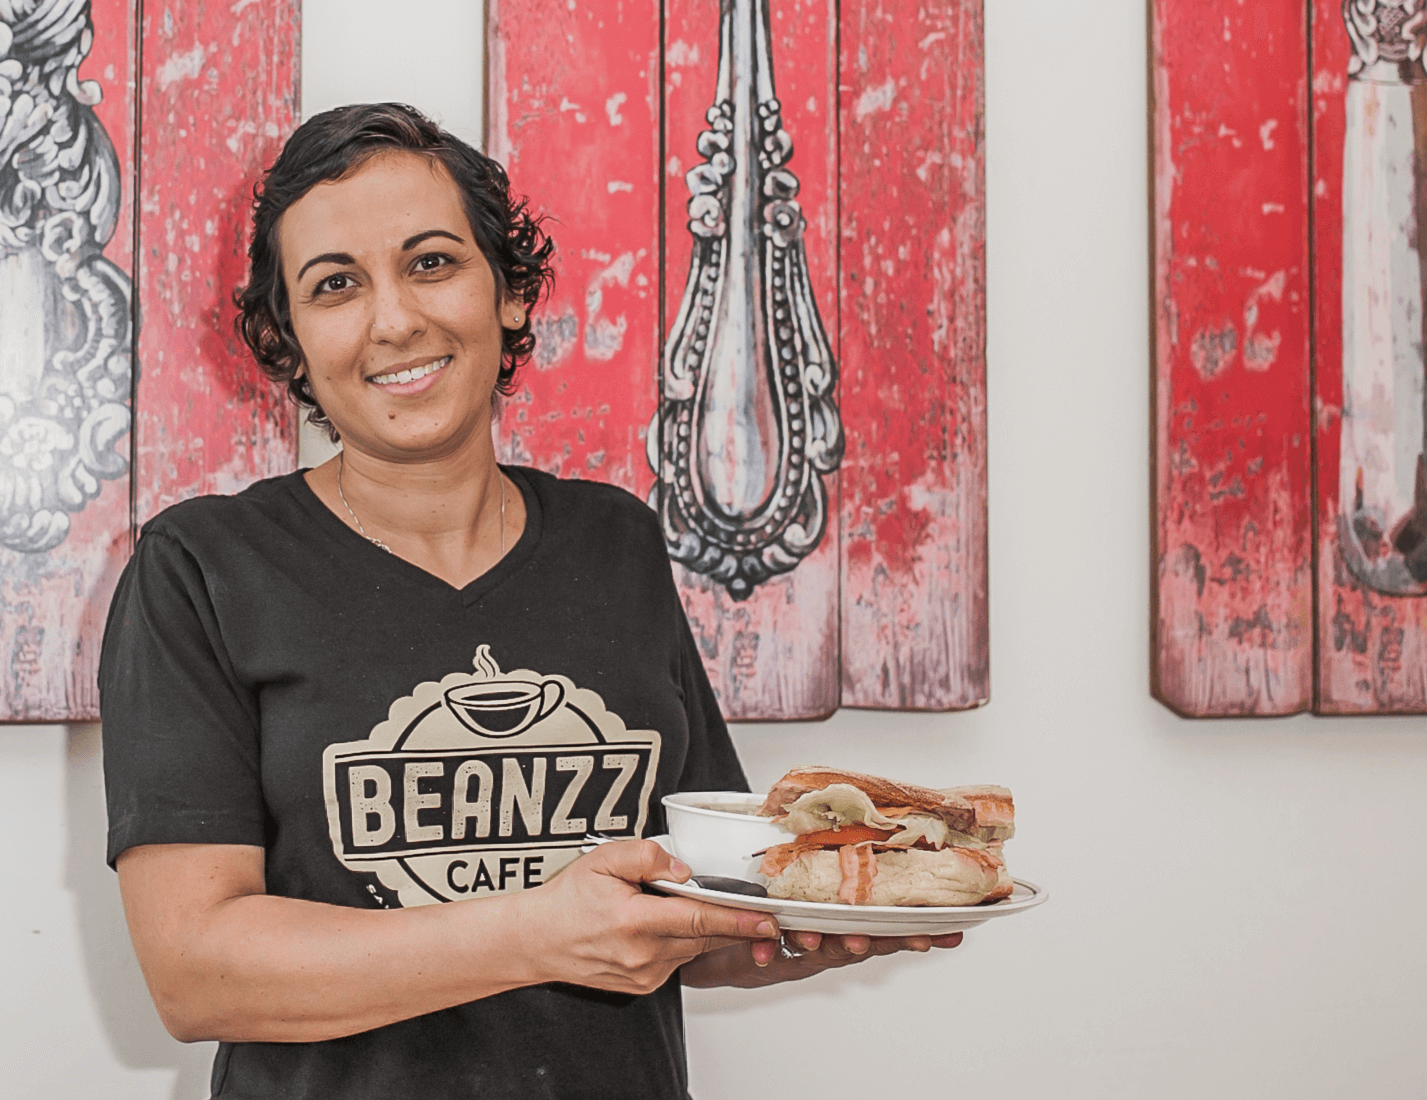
[512,309,524,326]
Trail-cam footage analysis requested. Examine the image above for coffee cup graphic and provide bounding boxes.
[444,679,566,738]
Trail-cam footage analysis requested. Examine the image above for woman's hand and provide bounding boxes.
[514,839,782,995]
[680,928,964,989]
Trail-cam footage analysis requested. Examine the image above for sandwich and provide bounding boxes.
[755,766,1015,907]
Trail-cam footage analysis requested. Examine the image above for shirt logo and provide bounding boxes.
[323,646,661,907]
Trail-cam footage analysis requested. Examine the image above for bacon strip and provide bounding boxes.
[837,844,878,905]
[955,847,1012,902]
[944,785,1015,844]
[758,842,804,877]
[945,785,1014,829]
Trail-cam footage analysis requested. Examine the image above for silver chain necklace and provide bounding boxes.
[336,452,506,559]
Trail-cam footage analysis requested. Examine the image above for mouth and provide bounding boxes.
[369,356,452,387]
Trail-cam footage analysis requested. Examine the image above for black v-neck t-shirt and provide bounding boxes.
[100,467,746,1099]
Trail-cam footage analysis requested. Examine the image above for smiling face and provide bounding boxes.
[279,151,519,462]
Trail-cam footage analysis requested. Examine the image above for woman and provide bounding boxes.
[100,103,958,1099]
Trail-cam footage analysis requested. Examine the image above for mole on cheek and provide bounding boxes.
[388,412,396,420]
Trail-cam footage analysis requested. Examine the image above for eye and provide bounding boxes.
[413,252,453,273]
[314,272,355,295]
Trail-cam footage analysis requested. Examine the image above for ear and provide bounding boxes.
[501,299,526,330]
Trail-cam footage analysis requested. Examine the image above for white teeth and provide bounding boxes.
[371,357,450,386]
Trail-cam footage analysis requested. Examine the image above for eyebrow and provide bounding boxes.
[295,229,468,283]
[297,251,353,282]
[402,228,466,251]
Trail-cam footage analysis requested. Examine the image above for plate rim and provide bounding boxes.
[647,875,1048,920]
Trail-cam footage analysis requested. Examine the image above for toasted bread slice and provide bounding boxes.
[764,845,1009,907]
[759,766,979,835]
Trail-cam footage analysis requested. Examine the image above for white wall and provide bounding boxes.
[3,1,1424,1096]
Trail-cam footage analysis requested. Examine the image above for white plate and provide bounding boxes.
[639,835,1049,936]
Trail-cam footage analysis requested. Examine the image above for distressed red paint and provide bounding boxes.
[1312,0,1427,712]
[1151,0,1313,716]
[487,0,661,493]
[838,0,987,710]
[0,0,136,721]
[133,0,299,525]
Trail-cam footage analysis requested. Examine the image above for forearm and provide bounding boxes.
[137,890,535,1044]
[120,839,774,1044]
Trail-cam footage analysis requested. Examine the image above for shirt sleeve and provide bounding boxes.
[100,528,267,867]
[672,604,749,794]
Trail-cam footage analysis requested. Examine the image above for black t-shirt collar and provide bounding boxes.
[283,463,542,604]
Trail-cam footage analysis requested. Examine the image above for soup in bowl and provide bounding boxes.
[662,791,788,881]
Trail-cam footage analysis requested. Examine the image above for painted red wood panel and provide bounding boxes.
[837,0,987,710]
[663,0,841,720]
[1312,0,1427,711]
[1151,0,1313,716]
[0,0,136,721]
[486,0,662,494]
[133,0,299,526]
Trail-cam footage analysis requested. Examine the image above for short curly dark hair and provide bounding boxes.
[235,102,555,438]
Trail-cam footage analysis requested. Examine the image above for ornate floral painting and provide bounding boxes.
[0,0,299,721]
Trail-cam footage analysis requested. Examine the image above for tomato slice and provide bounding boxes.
[794,824,898,847]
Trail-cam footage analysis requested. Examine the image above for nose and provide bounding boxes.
[367,276,425,344]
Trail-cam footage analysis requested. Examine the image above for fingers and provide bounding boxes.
[759,930,963,956]
[631,892,779,946]
[810,930,965,964]
[873,931,963,952]
[584,842,781,946]
[586,838,692,886]
[858,934,926,955]
[751,939,779,967]
[744,927,968,975]
[822,934,872,960]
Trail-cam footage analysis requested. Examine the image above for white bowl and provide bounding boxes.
[662,791,789,880]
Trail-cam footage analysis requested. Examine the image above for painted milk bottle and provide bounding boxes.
[1338,0,1427,594]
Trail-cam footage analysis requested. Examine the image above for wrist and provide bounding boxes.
[479,887,561,989]
[435,890,547,995]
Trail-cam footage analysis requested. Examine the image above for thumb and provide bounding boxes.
[587,838,692,886]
